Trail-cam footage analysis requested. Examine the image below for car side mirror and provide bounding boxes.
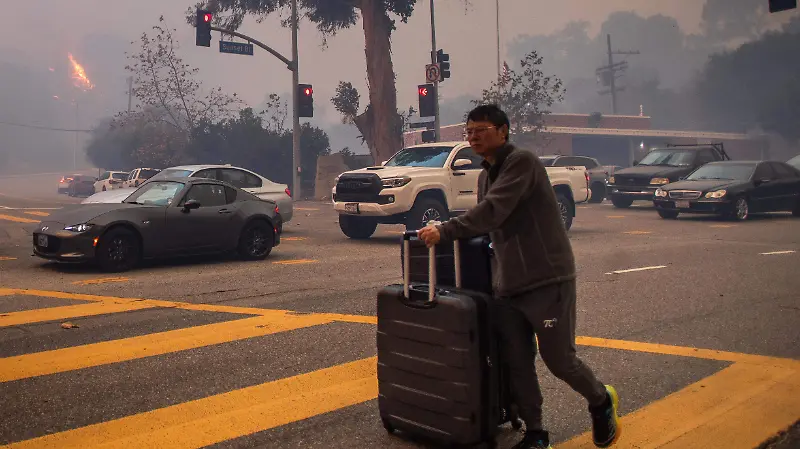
[183,199,201,211]
[453,158,472,169]
[632,160,639,166]
[754,178,771,186]
[679,176,687,180]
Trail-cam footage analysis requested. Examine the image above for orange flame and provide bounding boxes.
[67,53,94,91]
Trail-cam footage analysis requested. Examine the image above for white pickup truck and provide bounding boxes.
[331,141,591,239]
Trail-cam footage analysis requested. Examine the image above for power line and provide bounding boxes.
[595,34,640,114]
[0,120,92,132]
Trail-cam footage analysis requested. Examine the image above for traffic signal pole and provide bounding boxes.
[429,0,440,142]
[200,0,302,198]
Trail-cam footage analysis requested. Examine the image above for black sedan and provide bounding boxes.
[653,160,800,221]
[33,177,282,272]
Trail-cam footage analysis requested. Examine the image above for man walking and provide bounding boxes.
[417,105,620,449]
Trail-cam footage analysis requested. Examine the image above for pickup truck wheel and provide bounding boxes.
[339,215,377,239]
[589,182,606,203]
[658,210,679,219]
[556,193,574,231]
[407,198,448,231]
[611,195,634,208]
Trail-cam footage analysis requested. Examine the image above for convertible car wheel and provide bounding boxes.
[96,227,141,272]
[238,220,274,260]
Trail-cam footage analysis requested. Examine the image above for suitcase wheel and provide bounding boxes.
[381,418,395,434]
[511,418,523,430]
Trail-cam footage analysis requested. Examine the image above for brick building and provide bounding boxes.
[403,113,769,168]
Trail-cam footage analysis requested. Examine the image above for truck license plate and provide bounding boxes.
[37,234,48,248]
[344,203,360,214]
[675,200,690,209]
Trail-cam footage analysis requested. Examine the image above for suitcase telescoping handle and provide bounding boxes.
[402,230,461,302]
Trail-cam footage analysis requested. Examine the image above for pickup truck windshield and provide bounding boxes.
[638,150,695,167]
[385,146,454,168]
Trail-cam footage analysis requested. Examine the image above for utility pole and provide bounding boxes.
[127,76,133,113]
[496,0,501,79]
[430,0,440,142]
[290,0,301,198]
[595,34,639,114]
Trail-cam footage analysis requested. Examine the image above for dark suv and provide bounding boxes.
[607,143,730,208]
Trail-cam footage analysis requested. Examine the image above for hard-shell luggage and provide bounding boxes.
[400,234,494,294]
[377,231,521,448]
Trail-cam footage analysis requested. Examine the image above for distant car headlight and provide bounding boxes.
[608,176,615,184]
[655,188,668,197]
[64,223,93,233]
[381,176,411,188]
[650,178,670,185]
[705,189,727,199]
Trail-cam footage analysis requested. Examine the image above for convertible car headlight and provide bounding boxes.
[64,223,93,232]
[705,190,727,199]
[654,188,668,197]
[381,176,411,188]
[650,178,670,185]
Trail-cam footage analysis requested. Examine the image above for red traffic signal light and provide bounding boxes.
[303,87,313,96]
[203,13,212,22]
[418,86,429,96]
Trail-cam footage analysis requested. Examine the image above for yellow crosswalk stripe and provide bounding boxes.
[0,301,158,328]
[0,312,333,382]
[0,213,39,223]
[4,357,378,449]
[23,211,50,217]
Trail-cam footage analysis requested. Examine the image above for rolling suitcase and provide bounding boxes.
[400,234,494,295]
[377,231,521,449]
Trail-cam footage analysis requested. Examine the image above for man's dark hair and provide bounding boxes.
[467,104,510,139]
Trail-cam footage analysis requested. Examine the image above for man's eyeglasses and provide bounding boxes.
[463,126,497,138]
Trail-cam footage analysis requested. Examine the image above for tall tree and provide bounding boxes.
[473,50,565,138]
[186,0,416,162]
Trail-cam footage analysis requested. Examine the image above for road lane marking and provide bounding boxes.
[0,213,39,223]
[605,265,667,275]
[759,250,796,255]
[71,277,130,286]
[558,362,800,449]
[282,237,307,241]
[295,207,320,211]
[0,301,159,328]
[3,357,377,449]
[0,312,333,382]
[607,215,626,218]
[0,206,62,210]
[273,259,317,265]
[23,211,50,217]
[710,224,736,228]
[0,256,17,261]
[623,230,652,235]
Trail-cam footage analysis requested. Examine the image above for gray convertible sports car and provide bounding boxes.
[33,177,282,272]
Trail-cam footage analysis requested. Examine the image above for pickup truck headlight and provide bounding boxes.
[654,189,668,198]
[704,189,727,199]
[608,176,615,184]
[64,223,93,233]
[650,178,670,185]
[381,176,411,188]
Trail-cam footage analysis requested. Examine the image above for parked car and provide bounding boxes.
[124,168,161,188]
[608,143,731,208]
[67,175,98,197]
[150,164,293,222]
[58,174,84,194]
[653,160,800,220]
[94,171,129,192]
[787,154,800,171]
[539,155,610,203]
[33,177,283,272]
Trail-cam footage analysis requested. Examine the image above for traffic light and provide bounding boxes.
[769,0,796,12]
[298,83,313,117]
[437,49,450,81]
[418,83,436,117]
[196,9,212,47]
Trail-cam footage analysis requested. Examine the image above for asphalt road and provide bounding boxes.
[1,174,798,449]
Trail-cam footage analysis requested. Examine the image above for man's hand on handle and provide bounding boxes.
[417,224,441,247]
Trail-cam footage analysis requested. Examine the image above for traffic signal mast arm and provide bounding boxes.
[210,25,294,70]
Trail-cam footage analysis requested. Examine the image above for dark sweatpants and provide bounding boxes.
[496,280,607,431]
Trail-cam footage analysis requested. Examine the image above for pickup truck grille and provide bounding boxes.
[335,173,383,203]
[668,190,702,200]
[614,176,649,187]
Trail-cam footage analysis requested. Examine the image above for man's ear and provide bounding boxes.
[501,124,510,141]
